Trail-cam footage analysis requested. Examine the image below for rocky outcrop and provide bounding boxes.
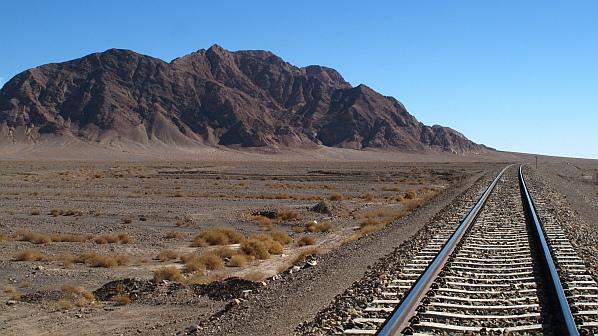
[0,44,489,153]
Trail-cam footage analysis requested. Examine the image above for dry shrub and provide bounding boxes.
[14,249,45,261]
[306,221,334,233]
[111,294,131,305]
[75,253,130,268]
[270,230,292,245]
[76,252,98,264]
[63,209,83,216]
[191,228,245,247]
[404,189,417,200]
[293,247,320,265]
[173,191,184,197]
[90,255,118,268]
[305,221,333,232]
[4,285,21,301]
[252,215,273,229]
[61,284,95,304]
[154,266,184,282]
[240,238,270,260]
[62,284,84,294]
[165,231,183,239]
[292,225,305,233]
[184,272,208,285]
[199,252,224,270]
[181,254,206,273]
[58,299,74,310]
[50,233,89,243]
[277,210,300,221]
[123,218,133,224]
[243,271,267,282]
[216,247,235,258]
[58,254,76,268]
[16,230,51,244]
[297,236,316,246]
[329,192,343,201]
[94,236,108,244]
[117,233,131,244]
[229,254,249,267]
[156,250,179,261]
[359,222,384,236]
[362,192,375,201]
[30,210,40,216]
[50,209,63,216]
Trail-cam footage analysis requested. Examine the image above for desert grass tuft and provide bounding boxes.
[111,294,131,305]
[276,210,300,221]
[191,228,245,247]
[15,230,51,244]
[292,247,320,265]
[329,192,344,201]
[156,250,179,261]
[270,230,292,245]
[306,221,334,233]
[297,236,316,246]
[153,266,184,282]
[228,254,249,267]
[14,249,45,261]
[198,252,225,270]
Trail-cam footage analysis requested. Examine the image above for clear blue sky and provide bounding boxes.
[1,1,596,159]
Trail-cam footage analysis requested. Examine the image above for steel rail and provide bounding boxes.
[376,165,511,336]
[519,165,579,336]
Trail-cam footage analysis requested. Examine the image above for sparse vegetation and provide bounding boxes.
[153,266,184,282]
[404,189,417,199]
[277,210,300,221]
[292,247,320,265]
[4,285,21,301]
[14,249,45,261]
[297,236,316,246]
[329,192,344,201]
[198,252,225,270]
[111,294,131,305]
[252,215,273,229]
[270,230,292,245]
[362,192,375,201]
[30,210,40,215]
[306,221,334,233]
[243,271,267,282]
[229,254,249,267]
[156,250,179,261]
[191,228,245,247]
[58,299,74,310]
[165,231,183,239]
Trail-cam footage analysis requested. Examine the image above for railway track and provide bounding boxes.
[337,165,598,335]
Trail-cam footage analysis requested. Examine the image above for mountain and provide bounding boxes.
[0,44,489,153]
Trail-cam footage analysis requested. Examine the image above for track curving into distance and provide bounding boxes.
[341,165,598,336]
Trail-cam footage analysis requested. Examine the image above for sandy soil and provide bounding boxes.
[0,149,594,336]
[0,158,501,335]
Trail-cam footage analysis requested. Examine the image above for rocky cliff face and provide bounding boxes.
[0,44,488,153]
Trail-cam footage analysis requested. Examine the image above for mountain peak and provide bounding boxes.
[0,45,488,154]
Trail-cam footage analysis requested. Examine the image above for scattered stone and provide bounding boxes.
[252,210,277,219]
[310,201,332,215]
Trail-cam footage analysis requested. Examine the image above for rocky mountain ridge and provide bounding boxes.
[0,44,489,153]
